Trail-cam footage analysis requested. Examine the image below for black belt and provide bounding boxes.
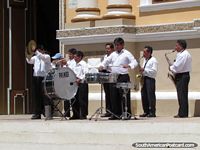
[118,74,129,77]
[176,72,189,76]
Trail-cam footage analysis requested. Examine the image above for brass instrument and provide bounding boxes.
[165,50,176,85]
[26,40,37,60]
[136,56,144,87]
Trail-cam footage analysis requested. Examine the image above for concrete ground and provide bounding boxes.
[0,115,200,150]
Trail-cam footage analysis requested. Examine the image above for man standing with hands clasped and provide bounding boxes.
[139,46,158,118]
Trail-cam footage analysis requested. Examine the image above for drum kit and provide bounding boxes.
[41,61,133,120]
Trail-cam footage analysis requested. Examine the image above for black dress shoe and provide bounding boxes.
[139,113,149,117]
[147,113,156,117]
[101,113,111,117]
[69,116,79,120]
[80,116,87,120]
[174,115,188,118]
[108,116,120,120]
[31,114,41,119]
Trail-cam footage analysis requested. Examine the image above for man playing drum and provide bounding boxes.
[70,50,89,120]
[99,37,138,120]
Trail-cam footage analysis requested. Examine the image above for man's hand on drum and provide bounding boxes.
[76,78,82,85]
[98,66,104,71]
[122,64,130,68]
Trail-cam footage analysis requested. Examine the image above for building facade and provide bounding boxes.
[57,0,200,116]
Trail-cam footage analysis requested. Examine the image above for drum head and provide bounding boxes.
[54,67,78,100]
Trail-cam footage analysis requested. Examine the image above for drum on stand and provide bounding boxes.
[98,73,118,83]
[44,67,78,100]
[85,73,99,83]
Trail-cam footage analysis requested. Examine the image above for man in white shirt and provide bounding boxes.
[139,46,158,118]
[64,48,77,118]
[100,43,114,117]
[99,37,138,120]
[26,45,52,119]
[70,50,89,119]
[51,53,65,68]
[170,40,192,118]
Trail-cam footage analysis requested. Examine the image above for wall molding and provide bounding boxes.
[140,0,200,12]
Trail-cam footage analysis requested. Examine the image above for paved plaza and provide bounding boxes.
[0,115,200,150]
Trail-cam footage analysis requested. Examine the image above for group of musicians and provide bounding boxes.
[26,37,192,120]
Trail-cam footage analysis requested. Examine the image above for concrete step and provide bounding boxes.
[0,115,200,150]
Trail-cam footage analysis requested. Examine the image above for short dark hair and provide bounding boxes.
[105,43,114,49]
[68,48,77,55]
[75,50,84,59]
[114,37,124,45]
[177,39,187,49]
[144,45,153,54]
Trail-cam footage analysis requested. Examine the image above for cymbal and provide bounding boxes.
[27,40,37,55]
[26,40,36,59]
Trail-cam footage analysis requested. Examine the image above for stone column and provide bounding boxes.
[71,0,100,22]
[140,0,152,6]
[103,0,135,19]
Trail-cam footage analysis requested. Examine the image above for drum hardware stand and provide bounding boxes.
[52,98,67,119]
[89,83,104,121]
[120,88,132,120]
[117,83,137,120]
[61,98,77,120]
[89,83,120,121]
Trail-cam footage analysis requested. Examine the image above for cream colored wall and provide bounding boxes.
[133,0,200,25]
[65,0,200,26]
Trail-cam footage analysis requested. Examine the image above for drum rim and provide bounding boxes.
[44,67,78,100]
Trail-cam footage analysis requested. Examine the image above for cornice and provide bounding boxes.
[57,19,200,44]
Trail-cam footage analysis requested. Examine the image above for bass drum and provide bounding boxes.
[44,67,78,100]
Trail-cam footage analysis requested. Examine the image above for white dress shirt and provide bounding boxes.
[100,49,138,74]
[142,56,158,79]
[170,50,192,74]
[26,50,52,77]
[67,59,76,70]
[73,60,88,81]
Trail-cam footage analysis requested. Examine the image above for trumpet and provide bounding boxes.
[165,50,176,85]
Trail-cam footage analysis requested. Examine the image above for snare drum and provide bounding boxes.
[116,82,132,89]
[98,73,118,83]
[85,73,99,83]
[44,67,78,100]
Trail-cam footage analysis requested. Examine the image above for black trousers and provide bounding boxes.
[175,72,190,117]
[141,76,156,114]
[110,74,131,117]
[103,83,112,113]
[33,76,45,115]
[72,83,89,118]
